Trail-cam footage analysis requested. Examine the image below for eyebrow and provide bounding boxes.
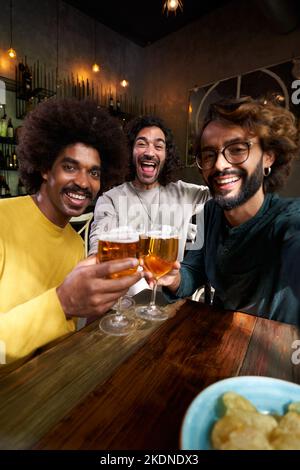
[61,156,101,170]
[201,137,247,150]
[135,136,166,144]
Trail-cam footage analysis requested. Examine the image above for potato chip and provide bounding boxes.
[270,411,300,450]
[219,428,273,450]
[211,392,300,450]
[211,415,245,449]
[222,392,257,414]
[288,402,300,413]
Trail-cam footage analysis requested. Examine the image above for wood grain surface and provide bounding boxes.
[0,297,299,450]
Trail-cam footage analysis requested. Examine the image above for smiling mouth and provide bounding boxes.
[64,190,91,204]
[140,161,158,175]
[214,176,241,187]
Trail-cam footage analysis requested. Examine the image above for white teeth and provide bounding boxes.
[141,162,155,167]
[216,177,239,185]
[67,192,86,200]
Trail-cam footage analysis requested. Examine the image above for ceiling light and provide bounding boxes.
[163,0,183,14]
[120,79,129,88]
[92,19,100,73]
[92,63,100,73]
[8,47,16,59]
[7,0,17,59]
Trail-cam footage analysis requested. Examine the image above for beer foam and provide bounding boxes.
[147,225,179,239]
[99,227,139,243]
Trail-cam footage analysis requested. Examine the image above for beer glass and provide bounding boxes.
[136,225,179,321]
[97,227,140,336]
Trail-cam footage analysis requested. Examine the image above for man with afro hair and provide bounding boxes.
[0,98,142,368]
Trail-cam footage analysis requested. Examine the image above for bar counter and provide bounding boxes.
[0,293,299,450]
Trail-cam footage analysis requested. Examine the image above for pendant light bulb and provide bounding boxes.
[8,47,16,59]
[120,79,129,88]
[92,63,100,73]
[163,0,183,14]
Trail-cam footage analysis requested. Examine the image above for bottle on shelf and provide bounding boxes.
[12,149,18,169]
[109,96,114,114]
[0,113,8,137]
[0,149,5,170]
[23,64,32,99]
[0,176,6,196]
[7,118,14,139]
[0,175,11,197]
[116,98,121,114]
[17,178,26,195]
[5,150,13,170]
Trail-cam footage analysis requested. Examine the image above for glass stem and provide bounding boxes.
[115,297,125,322]
[149,280,158,308]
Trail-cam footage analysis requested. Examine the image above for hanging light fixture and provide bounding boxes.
[120,79,129,88]
[7,0,17,59]
[55,0,62,89]
[163,0,183,15]
[92,20,100,73]
[119,42,129,88]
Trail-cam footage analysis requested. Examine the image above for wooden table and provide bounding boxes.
[0,295,299,450]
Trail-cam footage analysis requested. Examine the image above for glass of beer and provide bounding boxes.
[97,227,140,336]
[136,225,179,322]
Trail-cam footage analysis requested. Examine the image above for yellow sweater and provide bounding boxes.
[0,196,84,365]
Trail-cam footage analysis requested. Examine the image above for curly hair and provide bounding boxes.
[196,96,300,193]
[124,115,182,186]
[17,98,129,194]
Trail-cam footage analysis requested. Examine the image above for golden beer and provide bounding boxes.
[98,232,139,279]
[141,236,178,279]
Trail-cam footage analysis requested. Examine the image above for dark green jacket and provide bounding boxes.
[167,193,300,326]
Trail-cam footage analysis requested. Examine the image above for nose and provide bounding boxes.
[213,150,231,172]
[74,170,89,189]
[144,142,156,157]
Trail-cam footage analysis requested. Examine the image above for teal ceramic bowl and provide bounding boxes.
[180,376,300,450]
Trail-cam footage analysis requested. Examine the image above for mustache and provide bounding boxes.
[63,185,93,199]
[139,155,160,165]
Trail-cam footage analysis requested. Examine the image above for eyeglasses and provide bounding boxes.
[196,140,256,170]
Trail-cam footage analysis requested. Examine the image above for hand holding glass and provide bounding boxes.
[97,227,140,336]
[136,225,179,321]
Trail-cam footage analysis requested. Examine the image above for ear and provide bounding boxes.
[41,170,48,181]
[263,150,275,168]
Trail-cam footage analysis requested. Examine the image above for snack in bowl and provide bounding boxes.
[180,376,300,450]
[211,392,300,450]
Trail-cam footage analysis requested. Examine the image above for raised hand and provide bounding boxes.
[56,256,142,318]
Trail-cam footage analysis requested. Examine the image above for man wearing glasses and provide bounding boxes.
[161,97,300,325]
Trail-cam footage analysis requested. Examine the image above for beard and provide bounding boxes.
[208,160,264,211]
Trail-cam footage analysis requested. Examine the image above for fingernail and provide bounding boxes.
[131,259,139,266]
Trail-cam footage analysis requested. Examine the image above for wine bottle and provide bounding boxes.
[7,118,14,139]
[0,113,8,137]
[17,178,26,195]
[12,150,18,169]
[109,96,114,114]
[0,176,10,196]
[5,150,13,170]
[0,177,6,196]
[22,64,32,99]
[116,98,121,114]
[0,149,5,170]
